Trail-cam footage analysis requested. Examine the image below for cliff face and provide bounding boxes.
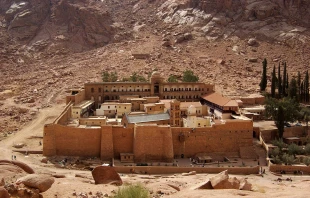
[1,0,115,51]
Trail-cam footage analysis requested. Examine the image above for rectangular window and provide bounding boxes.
[98,88,101,92]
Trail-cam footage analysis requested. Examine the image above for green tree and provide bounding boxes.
[282,62,287,96]
[259,58,267,91]
[182,70,199,82]
[102,71,118,82]
[288,77,298,100]
[277,105,285,139]
[110,72,118,82]
[278,64,282,98]
[265,97,300,138]
[306,71,309,102]
[128,72,147,82]
[167,75,178,82]
[297,71,301,102]
[271,65,276,98]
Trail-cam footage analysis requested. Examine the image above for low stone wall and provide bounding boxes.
[269,164,310,174]
[114,166,259,175]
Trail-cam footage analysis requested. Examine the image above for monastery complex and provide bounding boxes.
[43,72,265,163]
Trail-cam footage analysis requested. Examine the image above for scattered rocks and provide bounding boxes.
[91,166,122,185]
[207,170,252,191]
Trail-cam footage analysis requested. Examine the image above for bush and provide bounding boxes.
[269,147,280,158]
[281,153,295,165]
[114,184,150,198]
[272,139,287,150]
[305,144,310,155]
[272,155,282,164]
[303,157,310,166]
[288,143,303,155]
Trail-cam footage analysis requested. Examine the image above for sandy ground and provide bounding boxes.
[1,104,310,197]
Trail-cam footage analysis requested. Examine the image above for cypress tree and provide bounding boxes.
[301,82,304,103]
[278,64,282,98]
[306,71,309,102]
[286,73,289,89]
[297,71,301,102]
[277,105,285,139]
[271,65,276,98]
[259,58,268,91]
[282,62,287,96]
[288,77,297,100]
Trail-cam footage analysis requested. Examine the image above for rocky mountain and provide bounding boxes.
[0,0,310,135]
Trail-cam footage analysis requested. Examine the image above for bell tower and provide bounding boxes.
[170,99,181,127]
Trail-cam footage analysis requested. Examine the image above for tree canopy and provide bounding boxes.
[265,97,300,138]
[102,71,118,82]
[182,70,199,82]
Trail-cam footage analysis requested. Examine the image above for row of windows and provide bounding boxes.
[164,88,206,92]
[163,95,201,99]
[90,87,210,93]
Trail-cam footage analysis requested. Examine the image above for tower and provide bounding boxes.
[170,99,181,127]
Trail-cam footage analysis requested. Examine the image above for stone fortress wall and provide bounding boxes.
[44,105,253,162]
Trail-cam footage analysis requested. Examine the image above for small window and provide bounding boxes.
[91,88,94,93]
[98,88,101,93]
[108,106,110,109]
[125,107,126,109]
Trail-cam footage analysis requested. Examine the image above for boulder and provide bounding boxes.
[91,166,122,185]
[210,170,229,189]
[247,38,257,46]
[16,174,55,192]
[239,178,252,191]
[0,186,10,198]
[0,160,35,174]
[194,180,213,190]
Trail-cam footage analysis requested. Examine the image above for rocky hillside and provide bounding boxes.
[0,0,310,135]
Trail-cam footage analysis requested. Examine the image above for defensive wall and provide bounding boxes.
[269,163,310,174]
[44,118,254,161]
[114,165,260,175]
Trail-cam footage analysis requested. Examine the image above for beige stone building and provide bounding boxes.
[84,72,214,107]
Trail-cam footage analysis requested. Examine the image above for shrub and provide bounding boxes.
[272,139,287,150]
[269,147,280,158]
[303,157,310,166]
[114,184,150,198]
[281,153,295,165]
[305,144,310,155]
[288,143,303,155]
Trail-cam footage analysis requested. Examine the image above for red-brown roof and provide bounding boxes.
[202,92,230,107]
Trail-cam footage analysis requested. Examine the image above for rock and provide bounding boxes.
[247,38,257,46]
[16,174,55,192]
[210,170,229,189]
[248,58,258,63]
[217,59,225,65]
[239,178,252,191]
[162,41,171,47]
[193,180,213,189]
[52,174,66,178]
[167,184,180,191]
[41,158,48,164]
[0,178,5,186]
[181,171,196,176]
[0,186,10,198]
[91,166,122,185]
